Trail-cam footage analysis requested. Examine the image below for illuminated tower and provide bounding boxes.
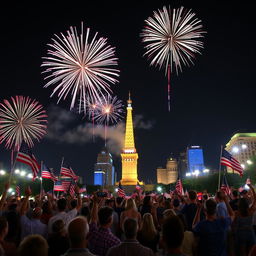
[120,93,139,185]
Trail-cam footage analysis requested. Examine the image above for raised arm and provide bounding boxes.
[192,202,202,229]
[223,195,234,221]
[248,184,256,214]
[75,185,82,210]
[90,193,98,224]
[0,182,10,211]
[20,187,32,216]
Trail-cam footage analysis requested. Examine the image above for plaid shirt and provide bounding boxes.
[88,223,120,256]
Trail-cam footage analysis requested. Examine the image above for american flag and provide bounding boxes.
[79,186,87,193]
[117,182,126,198]
[175,175,183,195]
[15,185,20,197]
[60,161,79,181]
[68,180,76,196]
[61,178,72,192]
[221,149,243,176]
[41,164,58,181]
[221,175,231,195]
[16,142,40,180]
[53,180,65,191]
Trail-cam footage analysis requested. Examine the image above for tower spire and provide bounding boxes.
[120,92,139,185]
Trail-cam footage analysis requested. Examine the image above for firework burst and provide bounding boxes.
[95,95,123,125]
[0,96,48,150]
[42,22,120,111]
[141,6,205,110]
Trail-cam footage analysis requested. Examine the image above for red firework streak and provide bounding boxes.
[168,64,171,112]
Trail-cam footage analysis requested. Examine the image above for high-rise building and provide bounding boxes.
[120,93,140,185]
[187,146,205,175]
[178,152,188,178]
[225,133,256,172]
[157,157,178,184]
[94,147,115,186]
[94,170,105,186]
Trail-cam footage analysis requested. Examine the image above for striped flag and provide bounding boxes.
[53,180,65,191]
[221,175,231,195]
[60,161,79,181]
[16,142,40,180]
[15,185,20,197]
[79,186,87,193]
[41,164,58,181]
[221,149,243,176]
[61,178,72,192]
[117,182,126,198]
[175,175,183,195]
[68,180,76,196]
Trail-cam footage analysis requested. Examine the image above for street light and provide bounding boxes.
[8,188,13,193]
[186,172,191,177]
[203,169,210,173]
[156,186,162,192]
[242,144,247,149]
[0,170,6,175]
[20,171,26,176]
[247,160,253,165]
[232,147,239,153]
[241,164,245,169]
[15,169,20,174]
[27,173,33,179]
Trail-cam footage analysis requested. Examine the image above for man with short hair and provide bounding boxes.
[48,186,82,233]
[181,190,199,231]
[18,234,48,256]
[20,187,47,240]
[161,215,186,256]
[193,197,234,256]
[88,194,120,256]
[63,216,95,256]
[216,190,228,218]
[106,218,154,256]
[230,190,239,211]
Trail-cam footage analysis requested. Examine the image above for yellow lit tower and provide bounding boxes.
[120,93,141,185]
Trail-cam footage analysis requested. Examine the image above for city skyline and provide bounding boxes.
[0,1,255,184]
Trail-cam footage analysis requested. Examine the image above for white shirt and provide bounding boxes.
[48,208,78,233]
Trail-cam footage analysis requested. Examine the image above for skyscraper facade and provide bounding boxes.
[94,148,115,186]
[187,146,205,175]
[225,133,256,172]
[120,94,140,185]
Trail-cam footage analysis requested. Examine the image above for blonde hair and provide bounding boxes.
[163,209,176,219]
[125,198,137,211]
[140,213,157,240]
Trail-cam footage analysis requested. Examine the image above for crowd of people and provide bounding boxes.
[0,182,256,256]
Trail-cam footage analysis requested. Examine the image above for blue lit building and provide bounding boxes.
[187,146,205,175]
[94,147,115,186]
[94,170,105,186]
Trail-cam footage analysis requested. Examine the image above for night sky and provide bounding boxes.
[0,1,255,184]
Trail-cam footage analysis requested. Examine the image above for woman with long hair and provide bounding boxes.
[120,198,141,230]
[137,213,159,253]
[233,184,256,256]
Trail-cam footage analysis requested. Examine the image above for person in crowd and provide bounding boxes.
[177,213,195,256]
[47,219,69,256]
[140,196,152,217]
[173,198,181,215]
[156,195,165,225]
[0,216,17,256]
[181,190,199,231]
[230,190,239,212]
[18,234,48,256]
[48,186,82,233]
[106,218,154,256]
[105,199,119,236]
[88,194,120,256]
[120,198,141,230]
[63,216,95,256]
[215,190,228,218]
[137,213,159,253]
[80,205,91,222]
[193,197,234,256]
[232,183,256,256]
[19,187,47,241]
[161,215,186,256]
[40,199,53,225]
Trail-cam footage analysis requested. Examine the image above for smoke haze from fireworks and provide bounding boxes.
[0,96,48,150]
[42,22,120,111]
[141,6,205,74]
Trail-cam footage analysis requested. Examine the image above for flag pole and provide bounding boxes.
[40,161,43,200]
[9,150,18,183]
[57,157,64,199]
[218,145,223,190]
